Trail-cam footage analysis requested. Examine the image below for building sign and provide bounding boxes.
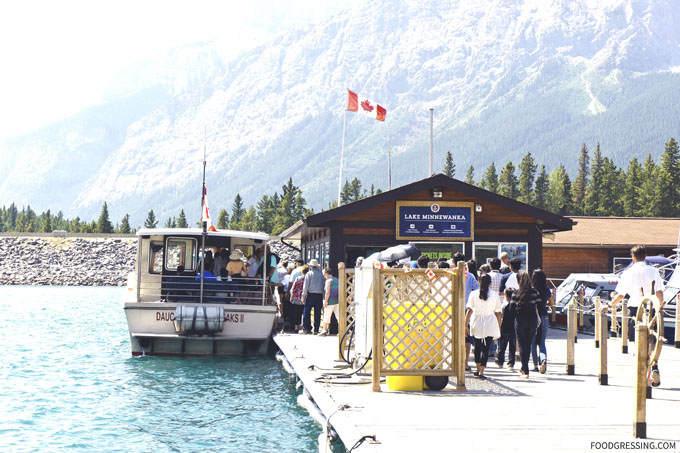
[396,201,474,241]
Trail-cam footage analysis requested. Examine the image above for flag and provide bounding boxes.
[347,89,386,121]
[201,184,217,232]
[425,268,437,282]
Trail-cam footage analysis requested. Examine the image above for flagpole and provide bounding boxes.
[338,110,347,206]
[429,108,433,177]
[200,126,207,303]
[388,135,392,190]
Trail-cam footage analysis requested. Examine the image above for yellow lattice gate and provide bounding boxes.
[370,263,466,392]
[338,264,355,360]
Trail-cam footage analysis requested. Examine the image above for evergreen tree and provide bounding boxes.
[654,137,680,217]
[546,165,573,215]
[639,152,658,217]
[177,209,188,228]
[623,158,642,217]
[498,161,518,199]
[534,165,549,210]
[293,190,307,220]
[349,178,362,201]
[572,143,589,214]
[26,220,35,233]
[600,158,624,216]
[340,180,352,204]
[583,144,604,215]
[97,202,113,233]
[443,151,455,177]
[164,217,177,228]
[370,184,375,196]
[120,214,131,234]
[241,206,257,232]
[54,211,65,231]
[71,216,81,233]
[231,194,245,229]
[256,195,275,233]
[42,209,52,233]
[480,163,499,193]
[464,166,475,185]
[518,152,537,204]
[217,209,229,229]
[144,210,158,229]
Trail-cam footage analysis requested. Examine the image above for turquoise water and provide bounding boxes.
[0,286,322,452]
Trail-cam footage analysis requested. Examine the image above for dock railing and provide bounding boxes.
[370,262,465,392]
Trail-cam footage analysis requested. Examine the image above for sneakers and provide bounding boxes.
[519,371,529,380]
[298,329,312,335]
[506,363,514,370]
[495,360,503,368]
[539,359,547,374]
[317,330,329,336]
[650,369,661,387]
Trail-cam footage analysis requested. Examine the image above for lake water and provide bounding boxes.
[0,286,325,452]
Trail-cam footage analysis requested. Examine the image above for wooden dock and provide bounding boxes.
[274,328,680,452]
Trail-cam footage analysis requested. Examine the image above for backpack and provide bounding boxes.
[290,277,305,305]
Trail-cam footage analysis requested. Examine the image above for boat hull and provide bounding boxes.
[124,302,277,356]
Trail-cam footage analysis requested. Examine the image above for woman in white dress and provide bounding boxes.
[464,273,502,379]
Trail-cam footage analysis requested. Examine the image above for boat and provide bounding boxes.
[123,227,278,356]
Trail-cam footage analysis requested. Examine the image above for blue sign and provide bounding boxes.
[396,202,474,240]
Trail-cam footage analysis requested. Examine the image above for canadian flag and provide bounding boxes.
[425,268,437,282]
[347,89,386,121]
[201,184,217,232]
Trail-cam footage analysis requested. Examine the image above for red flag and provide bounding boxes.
[425,268,437,282]
[347,89,386,121]
[201,185,217,232]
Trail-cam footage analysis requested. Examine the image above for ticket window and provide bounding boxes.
[474,242,528,270]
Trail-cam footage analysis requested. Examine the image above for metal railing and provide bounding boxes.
[135,275,275,305]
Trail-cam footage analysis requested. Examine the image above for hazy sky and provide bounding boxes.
[0,0,359,142]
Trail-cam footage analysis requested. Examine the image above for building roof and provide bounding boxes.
[304,174,573,232]
[545,217,680,248]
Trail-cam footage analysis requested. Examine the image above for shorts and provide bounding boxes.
[466,335,474,345]
[323,304,339,324]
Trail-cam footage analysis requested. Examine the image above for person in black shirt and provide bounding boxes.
[511,272,540,379]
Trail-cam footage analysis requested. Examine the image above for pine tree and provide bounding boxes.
[599,158,624,216]
[464,166,475,185]
[349,178,362,201]
[546,165,573,215]
[120,214,131,234]
[164,217,176,228]
[144,210,158,229]
[518,152,537,204]
[96,202,113,233]
[231,194,245,229]
[293,190,307,220]
[572,143,589,214]
[583,144,604,215]
[622,158,642,217]
[340,180,352,204]
[654,137,680,217]
[177,209,188,228]
[71,216,81,233]
[256,195,275,233]
[639,152,658,217]
[443,151,455,177]
[42,209,52,233]
[498,161,518,199]
[534,165,549,210]
[217,209,229,229]
[480,163,499,193]
[241,206,257,232]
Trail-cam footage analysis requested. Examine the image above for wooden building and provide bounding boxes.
[282,174,573,272]
[543,216,680,279]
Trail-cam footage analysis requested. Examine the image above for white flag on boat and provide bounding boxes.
[202,185,217,232]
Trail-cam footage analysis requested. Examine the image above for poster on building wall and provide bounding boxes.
[396,201,474,241]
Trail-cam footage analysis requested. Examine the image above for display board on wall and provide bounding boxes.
[396,201,474,241]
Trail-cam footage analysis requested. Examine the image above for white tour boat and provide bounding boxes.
[123,227,278,356]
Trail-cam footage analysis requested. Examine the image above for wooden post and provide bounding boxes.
[550,294,556,326]
[338,263,347,361]
[571,296,578,343]
[455,261,466,392]
[621,299,629,354]
[599,308,608,385]
[567,301,575,375]
[452,264,459,378]
[594,297,601,348]
[371,268,382,392]
[634,322,648,438]
[675,294,680,349]
[578,289,584,332]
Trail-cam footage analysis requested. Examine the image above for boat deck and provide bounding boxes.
[274,328,680,452]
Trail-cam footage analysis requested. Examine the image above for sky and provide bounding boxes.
[0,0,359,142]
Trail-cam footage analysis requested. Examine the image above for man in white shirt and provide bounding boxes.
[606,245,665,387]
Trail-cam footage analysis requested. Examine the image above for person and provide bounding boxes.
[466,259,479,281]
[511,272,541,379]
[453,252,480,371]
[500,258,521,295]
[318,268,339,336]
[300,259,325,334]
[213,248,228,276]
[499,251,511,274]
[531,269,551,374]
[289,265,309,331]
[416,255,430,269]
[247,248,262,278]
[496,288,516,369]
[488,258,503,294]
[605,245,665,387]
[195,256,217,282]
[226,250,247,277]
[355,256,364,268]
[479,263,491,274]
[464,273,501,379]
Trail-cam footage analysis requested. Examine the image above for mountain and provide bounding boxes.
[2,0,680,227]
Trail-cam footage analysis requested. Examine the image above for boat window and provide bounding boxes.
[234,243,254,259]
[165,237,198,271]
[148,241,164,274]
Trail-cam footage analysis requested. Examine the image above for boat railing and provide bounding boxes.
[136,274,275,306]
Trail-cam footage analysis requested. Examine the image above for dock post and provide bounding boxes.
[634,322,648,438]
[338,263,347,361]
[455,261,466,392]
[550,294,556,326]
[675,294,680,348]
[599,307,608,385]
[571,296,578,343]
[578,290,584,333]
[567,301,575,375]
[594,297,601,348]
[371,268,382,392]
[621,299,629,354]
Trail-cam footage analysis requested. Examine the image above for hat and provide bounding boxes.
[230,250,243,260]
[287,262,296,269]
[308,259,320,267]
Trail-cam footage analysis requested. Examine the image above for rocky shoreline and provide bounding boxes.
[0,236,300,287]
